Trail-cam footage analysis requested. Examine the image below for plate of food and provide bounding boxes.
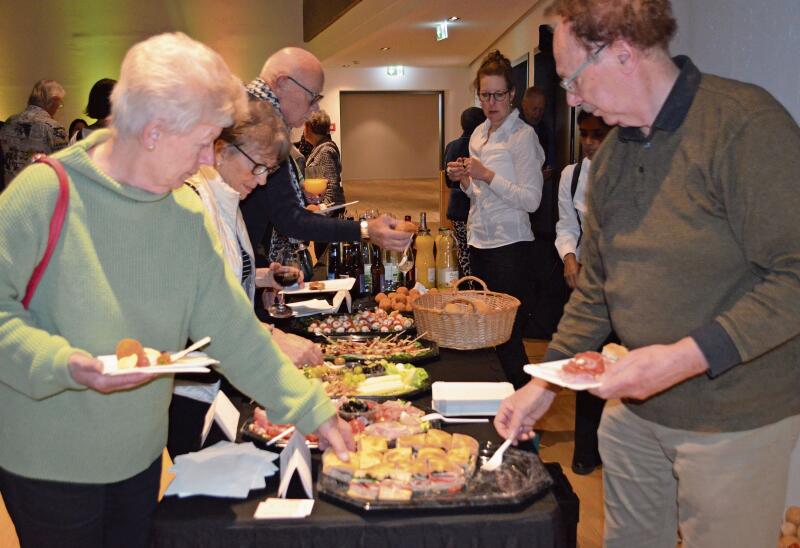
[302,360,430,400]
[293,309,414,337]
[99,338,219,376]
[321,335,438,364]
[523,343,628,390]
[242,399,437,450]
[241,407,320,449]
[317,432,553,510]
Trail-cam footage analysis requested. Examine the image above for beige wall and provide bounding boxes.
[340,92,439,180]
[313,65,473,157]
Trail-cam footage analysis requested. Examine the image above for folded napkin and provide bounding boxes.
[165,441,278,498]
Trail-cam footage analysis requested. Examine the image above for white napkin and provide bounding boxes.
[254,498,314,519]
[277,430,313,499]
[287,299,334,317]
[165,441,278,499]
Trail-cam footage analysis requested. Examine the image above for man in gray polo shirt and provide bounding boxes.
[495,1,800,546]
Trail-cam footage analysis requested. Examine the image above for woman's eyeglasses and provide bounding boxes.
[478,90,510,103]
[232,144,279,176]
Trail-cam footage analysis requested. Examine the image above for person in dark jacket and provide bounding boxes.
[442,107,486,280]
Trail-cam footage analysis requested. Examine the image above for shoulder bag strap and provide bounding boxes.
[570,161,584,247]
[22,156,70,309]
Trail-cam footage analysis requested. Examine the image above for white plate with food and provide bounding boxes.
[523,359,602,390]
[99,338,219,376]
[523,344,628,391]
[280,277,356,295]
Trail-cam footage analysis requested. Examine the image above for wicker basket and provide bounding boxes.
[411,276,520,350]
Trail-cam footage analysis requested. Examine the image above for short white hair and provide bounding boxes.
[111,32,247,136]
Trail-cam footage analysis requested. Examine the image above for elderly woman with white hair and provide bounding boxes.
[303,110,345,212]
[0,32,352,548]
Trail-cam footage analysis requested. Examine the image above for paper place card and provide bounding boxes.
[200,390,240,445]
[254,498,314,519]
[332,289,352,313]
[277,430,313,499]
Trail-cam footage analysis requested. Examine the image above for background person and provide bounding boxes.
[443,106,486,281]
[68,118,88,141]
[0,79,68,183]
[239,48,410,304]
[0,33,352,548]
[303,109,344,213]
[495,1,800,546]
[554,109,611,475]
[447,50,544,390]
[70,77,116,143]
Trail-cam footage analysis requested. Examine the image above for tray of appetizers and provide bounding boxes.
[291,309,415,338]
[317,430,553,511]
[302,359,430,400]
[321,335,439,364]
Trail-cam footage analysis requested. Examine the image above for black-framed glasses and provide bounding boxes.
[232,144,279,176]
[286,75,324,105]
[560,44,607,94]
[478,89,510,103]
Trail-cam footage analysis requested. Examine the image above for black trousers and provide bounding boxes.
[0,456,161,548]
[469,241,534,389]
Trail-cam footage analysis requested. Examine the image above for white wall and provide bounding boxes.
[671,0,800,122]
[314,66,472,161]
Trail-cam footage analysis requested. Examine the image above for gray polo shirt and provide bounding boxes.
[547,56,800,432]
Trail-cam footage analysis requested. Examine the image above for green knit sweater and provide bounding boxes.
[0,130,335,483]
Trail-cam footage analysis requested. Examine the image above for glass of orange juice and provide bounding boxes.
[304,165,328,197]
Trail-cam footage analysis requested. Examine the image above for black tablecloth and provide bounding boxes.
[152,348,579,548]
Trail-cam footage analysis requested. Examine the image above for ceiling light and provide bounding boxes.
[380,47,391,51]
[436,21,448,41]
[448,16,460,22]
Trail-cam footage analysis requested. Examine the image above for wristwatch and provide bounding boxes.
[360,219,369,240]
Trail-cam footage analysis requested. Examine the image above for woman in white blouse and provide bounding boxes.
[555,110,612,289]
[447,50,544,389]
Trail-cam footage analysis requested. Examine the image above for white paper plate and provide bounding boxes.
[99,352,218,376]
[281,277,355,295]
[523,360,602,391]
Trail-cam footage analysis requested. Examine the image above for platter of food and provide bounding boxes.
[302,360,430,399]
[317,432,553,511]
[242,399,436,450]
[99,338,218,376]
[292,309,414,337]
[321,335,438,364]
[523,343,628,390]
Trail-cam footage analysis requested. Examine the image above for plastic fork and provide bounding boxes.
[481,433,516,472]
[419,412,488,424]
[170,336,211,362]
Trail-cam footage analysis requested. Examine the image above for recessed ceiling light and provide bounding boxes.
[448,16,460,22]
[380,46,391,51]
[341,64,351,68]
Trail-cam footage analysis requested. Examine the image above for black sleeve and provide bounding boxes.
[240,159,360,250]
[443,138,469,189]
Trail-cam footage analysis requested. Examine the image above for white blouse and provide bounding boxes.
[555,157,591,262]
[462,109,544,249]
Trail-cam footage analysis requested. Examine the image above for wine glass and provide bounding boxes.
[268,249,302,319]
[397,241,414,275]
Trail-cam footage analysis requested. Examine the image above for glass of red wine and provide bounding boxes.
[268,249,301,319]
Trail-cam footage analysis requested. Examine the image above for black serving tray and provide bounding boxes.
[288,311,416,340]
[317,442,553,512]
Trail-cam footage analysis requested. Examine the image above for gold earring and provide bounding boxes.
[147,143,155,151]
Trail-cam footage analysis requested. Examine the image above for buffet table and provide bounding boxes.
[151,347,579,548]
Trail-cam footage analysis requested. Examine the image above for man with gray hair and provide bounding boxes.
[495,1,800,546]
[240,48,410,285]
[0,79,68,184]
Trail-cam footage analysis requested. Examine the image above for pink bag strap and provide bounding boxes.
[22,156,70,310]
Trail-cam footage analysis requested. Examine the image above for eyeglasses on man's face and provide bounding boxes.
[560,44,607,94]
[232,143,279,176]
[286,75,324,105]
[478,89,510,103]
